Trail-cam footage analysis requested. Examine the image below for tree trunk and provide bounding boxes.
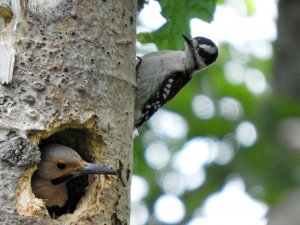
[268,0,300,224]
[0,0,136,224]
[274,0,300,98]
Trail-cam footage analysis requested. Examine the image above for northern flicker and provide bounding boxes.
[32,143,117,217]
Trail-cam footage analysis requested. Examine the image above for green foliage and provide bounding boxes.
[138,0,216,50]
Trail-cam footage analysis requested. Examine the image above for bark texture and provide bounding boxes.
[0,0,136,224]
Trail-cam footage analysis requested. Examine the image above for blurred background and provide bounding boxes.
[132,0,300,224]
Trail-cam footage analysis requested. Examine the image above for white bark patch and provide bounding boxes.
[0,1,24,84]
[0,44,15,84]
[27,0,64,17]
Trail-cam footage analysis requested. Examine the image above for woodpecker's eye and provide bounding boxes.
[56,163,66,170]
[196,47,206,56]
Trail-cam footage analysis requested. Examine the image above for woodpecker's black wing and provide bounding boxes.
[135,71,192,128]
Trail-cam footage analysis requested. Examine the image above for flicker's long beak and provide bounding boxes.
[75,162,117,176]
[51,162,117,185]
[182,34,193,47]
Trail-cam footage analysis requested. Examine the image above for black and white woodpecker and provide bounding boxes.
[32,144,117,217]
[134,35,218,128]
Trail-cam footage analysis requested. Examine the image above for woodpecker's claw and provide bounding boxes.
[136,56,142,70]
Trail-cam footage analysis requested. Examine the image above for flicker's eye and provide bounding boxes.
[56,162,66,170]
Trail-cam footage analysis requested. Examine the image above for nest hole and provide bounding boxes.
[33,128,103,218]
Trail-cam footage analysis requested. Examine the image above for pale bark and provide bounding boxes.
[0,0,136,224]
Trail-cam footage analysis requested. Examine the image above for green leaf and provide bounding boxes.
[160,0,216,23]
[138,0,217,50]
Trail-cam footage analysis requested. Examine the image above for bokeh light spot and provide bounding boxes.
[145,141,170,170]
[224,61,245,85]
[131,175,149,203]
[154,195,185,224]
[131,202,149,225]
[245,68,268,95]
[197,177,268,225]
[235,121,257,147]
[249,41,273,59]
[219,97,243,121]
[149,110,188,139]
[184,170,206,191]
[214,141,235,165]
[138,0,166,31]
[159,171,186,196]
[173,138,213,175]
[192,95,215,120]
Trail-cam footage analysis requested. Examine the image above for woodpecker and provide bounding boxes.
[32,144,117,217]
[134,35,218,128]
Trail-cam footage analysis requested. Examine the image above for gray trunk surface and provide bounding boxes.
[0,0,136,224]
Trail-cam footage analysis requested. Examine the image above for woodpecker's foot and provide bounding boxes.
[136,56,142,74]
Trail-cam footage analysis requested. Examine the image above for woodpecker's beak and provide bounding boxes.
[182,34,193,47]
[51,162,117,185]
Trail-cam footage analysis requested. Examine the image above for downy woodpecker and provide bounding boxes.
[32,144,117,217]
[135,35,218,128]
